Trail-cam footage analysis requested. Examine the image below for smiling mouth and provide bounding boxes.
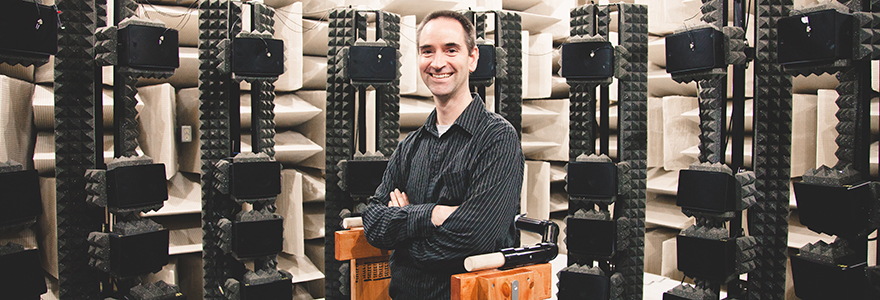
[431,73,451,79]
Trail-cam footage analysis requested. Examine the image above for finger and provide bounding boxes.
[389,191,399,207]
[400,192,409,205]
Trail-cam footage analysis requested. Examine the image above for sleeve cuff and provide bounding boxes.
[406,203,437,238]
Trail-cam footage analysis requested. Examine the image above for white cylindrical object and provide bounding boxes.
[342,217,363,229]
[464,252,505,272]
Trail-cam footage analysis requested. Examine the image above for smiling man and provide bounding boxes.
[361,10,524,300]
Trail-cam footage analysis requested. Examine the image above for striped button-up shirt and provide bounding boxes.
[363,94,524,299]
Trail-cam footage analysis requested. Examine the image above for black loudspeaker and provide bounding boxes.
[791,254,869,299]
[0,0,57,56]
[566,161,617,199]
[233,217,284,258]
[792,181,872,238]
[561,41,614,80]
[566,218,616,259]
[676,169,737,213]
[676,235,736,280]
[0,249,47,299]
[118,24,179,70]
[106,164,168,210]
[665,27,725,74]
[240,273,293,300]
[109,229,170,277]
[557,270,609,300]
[344,160,389,197]
[778,9,853,65]
[349,45,397,83]
[232,37,284,77]
[0,169,42,227]
[470,44,495,81]
[230,160,282,200]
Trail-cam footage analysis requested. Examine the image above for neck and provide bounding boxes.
[434,92,472,126]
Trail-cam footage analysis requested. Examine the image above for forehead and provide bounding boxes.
[418,17,467,47]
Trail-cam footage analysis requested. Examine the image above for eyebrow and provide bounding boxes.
[419,42,463,50]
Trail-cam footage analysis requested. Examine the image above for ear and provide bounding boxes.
[468,45,480,73]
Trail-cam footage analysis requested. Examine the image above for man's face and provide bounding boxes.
[417,17,479,102]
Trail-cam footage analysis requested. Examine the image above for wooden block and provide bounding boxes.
[137,83,178,179]
[399,15,419,95]
[302,55,327,90]
[0,62,34,82]
[294,90,327,170]
[350,256,392,300]
[661,96,699,171]
[302,19,328,56]
[240,92,322,129]
[334,227,389,261]
[522,99,568,162]
[525,33,553,99]
[136,4,199,47]
[791,94,818,177]
[278,169,306,256]
[143,172,201,217]
[451,263,552,300]
[0,74,35,168]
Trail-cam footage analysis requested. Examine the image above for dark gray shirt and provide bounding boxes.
[362,94,524,300]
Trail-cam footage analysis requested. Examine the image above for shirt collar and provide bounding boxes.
[422,93,485,137]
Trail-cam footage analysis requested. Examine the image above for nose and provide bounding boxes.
[429,53,447,70]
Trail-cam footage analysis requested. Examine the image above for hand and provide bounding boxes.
[389,188,409,207]
[431,205,458,226]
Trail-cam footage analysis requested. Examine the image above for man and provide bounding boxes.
[362,10,524,300]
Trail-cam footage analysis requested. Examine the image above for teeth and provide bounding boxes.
[432,73,451,79]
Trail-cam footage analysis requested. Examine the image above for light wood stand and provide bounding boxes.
[334,227,391,300]
[451,263,552,300]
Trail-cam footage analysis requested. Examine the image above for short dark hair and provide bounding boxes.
[416,10,477,55]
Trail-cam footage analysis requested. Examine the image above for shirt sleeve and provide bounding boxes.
[405,127,524,270]
[362,139,437,250]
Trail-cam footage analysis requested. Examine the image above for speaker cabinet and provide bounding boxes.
[0,249,47,299]
[566,161,617,199]
[791,254,869,299]
[793,181,872,238]
[778,9,853,65]
[566,218,616,259]
[233,217,284,258]
[240,273,293,300]
[0,169,42,227]
[344,159,389,197]
[106,164,168,210]
[470,44,496,81]
[0,0,57,56]
[677,235,736,280]
[232,37,284,77]
[118,24,179,70]
[676,169,738,213]
[109,230,170,277]
[349,45,397,83]
[229,160,282,200]
[665,27,725,75]
[561,41,614,80]
[557,270,609,300]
